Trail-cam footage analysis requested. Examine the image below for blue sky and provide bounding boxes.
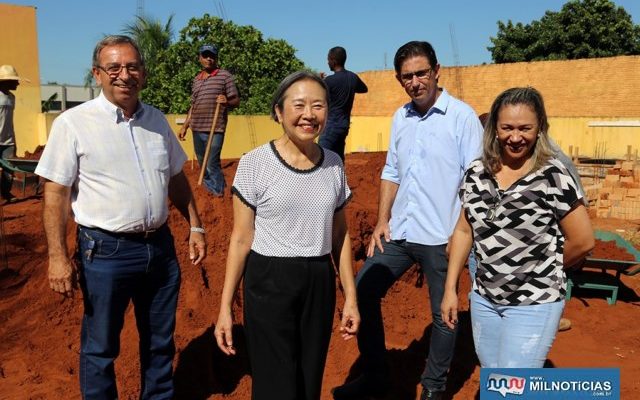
[7,0,640,85]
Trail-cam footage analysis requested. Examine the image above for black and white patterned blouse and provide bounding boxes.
[460,158,582,306]
[232,141,351,257]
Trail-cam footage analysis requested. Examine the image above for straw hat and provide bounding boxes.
[0,65,30,82]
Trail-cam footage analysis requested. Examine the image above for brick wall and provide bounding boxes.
[352,56,640,118]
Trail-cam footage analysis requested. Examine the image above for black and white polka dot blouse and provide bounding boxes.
[232,141,352,257]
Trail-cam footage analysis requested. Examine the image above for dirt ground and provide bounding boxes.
[1,151,639,400]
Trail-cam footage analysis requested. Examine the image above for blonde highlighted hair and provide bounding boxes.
[482,87,554,174]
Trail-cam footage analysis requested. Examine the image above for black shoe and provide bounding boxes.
[420,388,444,400]
[332,374,389,400]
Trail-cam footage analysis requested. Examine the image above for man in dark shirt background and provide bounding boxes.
[319,46,368,161]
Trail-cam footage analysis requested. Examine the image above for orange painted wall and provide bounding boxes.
[0,4,43,155]
[353,56,640,118]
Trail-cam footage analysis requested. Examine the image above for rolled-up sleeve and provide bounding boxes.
[381,110,401,184]
[459,113,483,170]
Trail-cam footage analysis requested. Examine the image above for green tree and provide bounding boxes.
[147,14,306,114]
[123,14,174,66]
[122,14,174,104]
[489,0,640,63]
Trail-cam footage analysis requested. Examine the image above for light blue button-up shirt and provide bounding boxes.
[381,89,483,245]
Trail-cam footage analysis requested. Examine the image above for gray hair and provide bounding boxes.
[270,71,328,122]
[482,87,553,174]
[92,35,144,68]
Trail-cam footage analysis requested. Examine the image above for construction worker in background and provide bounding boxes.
[0,65,28,203]
[179,44,239,197]
[318,46,368,161]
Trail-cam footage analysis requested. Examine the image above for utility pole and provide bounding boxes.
[449,23,464,100]
[136,0,144,17]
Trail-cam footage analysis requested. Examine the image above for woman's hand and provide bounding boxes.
[339,299,360,340]
[441,288,459,330]
[214,309,236,355]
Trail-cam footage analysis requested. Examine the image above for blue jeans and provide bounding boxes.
[192,131,225,195]
[318,125,348,161]
[470,290,564,368]
[355,240,457,392]
[77,225,181,400]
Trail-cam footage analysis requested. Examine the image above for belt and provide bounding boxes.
[81,223,167,240]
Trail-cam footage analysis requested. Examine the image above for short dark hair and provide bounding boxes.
[328,46,347,66]
[270,71,328,122]
[92,35,144,68]
[393,41,437,73]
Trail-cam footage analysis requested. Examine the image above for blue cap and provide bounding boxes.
[199,44,218,56]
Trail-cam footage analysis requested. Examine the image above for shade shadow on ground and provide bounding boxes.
[174,324,250,399]
[337,311,478,400]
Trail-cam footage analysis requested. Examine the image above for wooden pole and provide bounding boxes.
[198,102,222,186]
[568,145,574,161]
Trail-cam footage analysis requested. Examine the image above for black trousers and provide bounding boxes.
[243,251,336,400]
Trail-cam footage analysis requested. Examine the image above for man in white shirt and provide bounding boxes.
[36,35,206,400]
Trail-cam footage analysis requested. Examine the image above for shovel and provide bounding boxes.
[198,101,222,186]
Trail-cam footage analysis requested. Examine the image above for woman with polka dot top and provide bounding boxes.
[214,71,360,400]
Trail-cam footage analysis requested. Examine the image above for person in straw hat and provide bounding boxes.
[0,65,28,203]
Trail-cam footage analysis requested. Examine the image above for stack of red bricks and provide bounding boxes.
[591,161,640,219]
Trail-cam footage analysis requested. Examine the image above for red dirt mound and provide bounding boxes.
[592,239,636,261]
[1,152,639,399]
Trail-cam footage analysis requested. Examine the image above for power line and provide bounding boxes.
[215,0,227,20]
[136,0,144,17]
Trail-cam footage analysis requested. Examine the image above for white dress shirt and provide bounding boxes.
[36,92,187,232]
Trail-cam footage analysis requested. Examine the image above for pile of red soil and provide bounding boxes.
[16,145,44,160]
[592,239,637,261]
[1,152,639,399]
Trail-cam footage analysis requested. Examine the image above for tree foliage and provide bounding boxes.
[489,0,640,63]
[144,15,306,114]
[123,14,174,72]
[121,14,175,106]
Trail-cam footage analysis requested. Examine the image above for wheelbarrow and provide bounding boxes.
[566,230,640,305]
[0,158,40,197]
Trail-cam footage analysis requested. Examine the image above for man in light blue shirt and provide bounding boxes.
[332,41,482,400]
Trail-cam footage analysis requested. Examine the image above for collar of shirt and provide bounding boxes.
[96,91,144,123]
[196,69,220,80]
[405,88,450,119]
[385,87,484,245]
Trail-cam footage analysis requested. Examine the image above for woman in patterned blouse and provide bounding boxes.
[441,87,594,368]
